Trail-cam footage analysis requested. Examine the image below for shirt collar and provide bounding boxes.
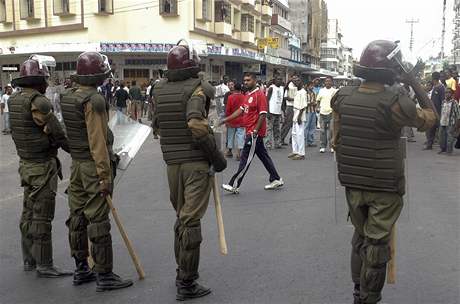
[247,87,259,95]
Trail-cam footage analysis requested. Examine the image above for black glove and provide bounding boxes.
[212,150,227,172]
[196,133,227,173]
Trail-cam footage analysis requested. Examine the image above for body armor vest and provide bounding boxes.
[60,88,95,160]
[334,86,406,194]
[155,78,208,165]
[9,90,53,161]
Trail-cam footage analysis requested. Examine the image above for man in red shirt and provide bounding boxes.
[225,83,245,160]
[219,72,283,193]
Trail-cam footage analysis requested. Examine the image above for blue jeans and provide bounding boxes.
[304,112,317,145]
[227,127,245,149]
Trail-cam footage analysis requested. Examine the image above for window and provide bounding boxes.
[160,0,178,16]
[241,14,254,32]
[54,0,73,15]
[124,69,150,78]
[98,0,113,14]
[55,62,77,72]
[20,0,35,19]
[215,1,231,23]
[202,0,210,20]
[0,0,6,22]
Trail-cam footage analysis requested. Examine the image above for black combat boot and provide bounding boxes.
[96,272,133,292]
[353,284,362,304]
[23,260,36,272]
[73,259,97,285]
[176,280,211,301]
[36,265,73,278]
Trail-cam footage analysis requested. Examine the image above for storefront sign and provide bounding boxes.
[288,36,301,49]
[2,66,18,72]
[100,43,175,53]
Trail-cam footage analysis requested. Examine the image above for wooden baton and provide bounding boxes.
[107,195,146,280]
[212,176,228,255]
[387,225,396,284]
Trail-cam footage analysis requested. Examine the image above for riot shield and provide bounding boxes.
[108,111,152,173]
[334,137,410,224]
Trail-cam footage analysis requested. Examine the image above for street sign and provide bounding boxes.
[267,37,279,49]
[257,38,267,50]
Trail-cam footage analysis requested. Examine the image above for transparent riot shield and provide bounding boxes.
[108,111,152,178]
[334,137,410,225]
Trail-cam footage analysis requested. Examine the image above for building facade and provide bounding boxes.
[319,18,353,77]
[452,0,460,68]
[0,0,317,87]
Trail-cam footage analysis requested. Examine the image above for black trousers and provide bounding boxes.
[228,135,280,188]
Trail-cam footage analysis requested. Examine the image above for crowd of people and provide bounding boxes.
[211,74,340,165]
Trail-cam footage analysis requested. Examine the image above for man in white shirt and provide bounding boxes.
[1,84,12,134]
[316,76,337,153]
[281,75,299,145]
[215,76,230,119]
[288,78,309,160]
[266,77,284,149]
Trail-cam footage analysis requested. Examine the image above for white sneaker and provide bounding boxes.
[222,184,239,194]
[319,148,326,153]
[264,178,284,190]
[330,148,334,153]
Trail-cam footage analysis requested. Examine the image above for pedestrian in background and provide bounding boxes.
[424,72,445,150]
[129,80,142,122]
[215,76,230,119]
[266,76,284,149]
[1,84,12,134]
[304,81,318,147]
[115,82,129,121]
[225,82,245,160]
[316,76,337,153]
[439,88,460,155]
[289,77,308,160]
[280,75,298,145]
[221,72,283,193]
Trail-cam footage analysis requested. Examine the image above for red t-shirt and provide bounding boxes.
[226,92,245,128]
[240,87,268,137]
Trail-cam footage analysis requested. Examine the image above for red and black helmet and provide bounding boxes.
[354,40,401,84]
[167,39,200,71]
[12,56,50,87]
[72,51,112,86]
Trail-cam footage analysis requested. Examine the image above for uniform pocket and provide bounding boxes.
[19,162,49,187]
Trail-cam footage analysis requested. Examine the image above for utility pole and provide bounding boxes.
[441,0,447,60]
[406,18,419,52]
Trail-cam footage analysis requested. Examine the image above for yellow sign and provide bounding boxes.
[257,38,267,50]
[267,37,279,49]
[257,37,279,50]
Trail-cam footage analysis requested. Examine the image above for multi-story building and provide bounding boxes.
[300,0,326,70]
[0,0,293,86]
[452,0,460,68]
[320,18,345,76]
[342,46,353,77]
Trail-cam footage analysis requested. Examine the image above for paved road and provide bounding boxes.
[0,130,458,304]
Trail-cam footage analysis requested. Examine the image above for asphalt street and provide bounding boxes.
[0,129,459,304]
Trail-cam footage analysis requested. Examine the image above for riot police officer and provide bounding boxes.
[153,40,227,301]
[331,40,437,304]
[9,56,71,277]
[60,52,133,291]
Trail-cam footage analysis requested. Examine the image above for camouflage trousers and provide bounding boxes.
[19,158,58,267]
[346,188,403,304]
[266,113,282,149]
